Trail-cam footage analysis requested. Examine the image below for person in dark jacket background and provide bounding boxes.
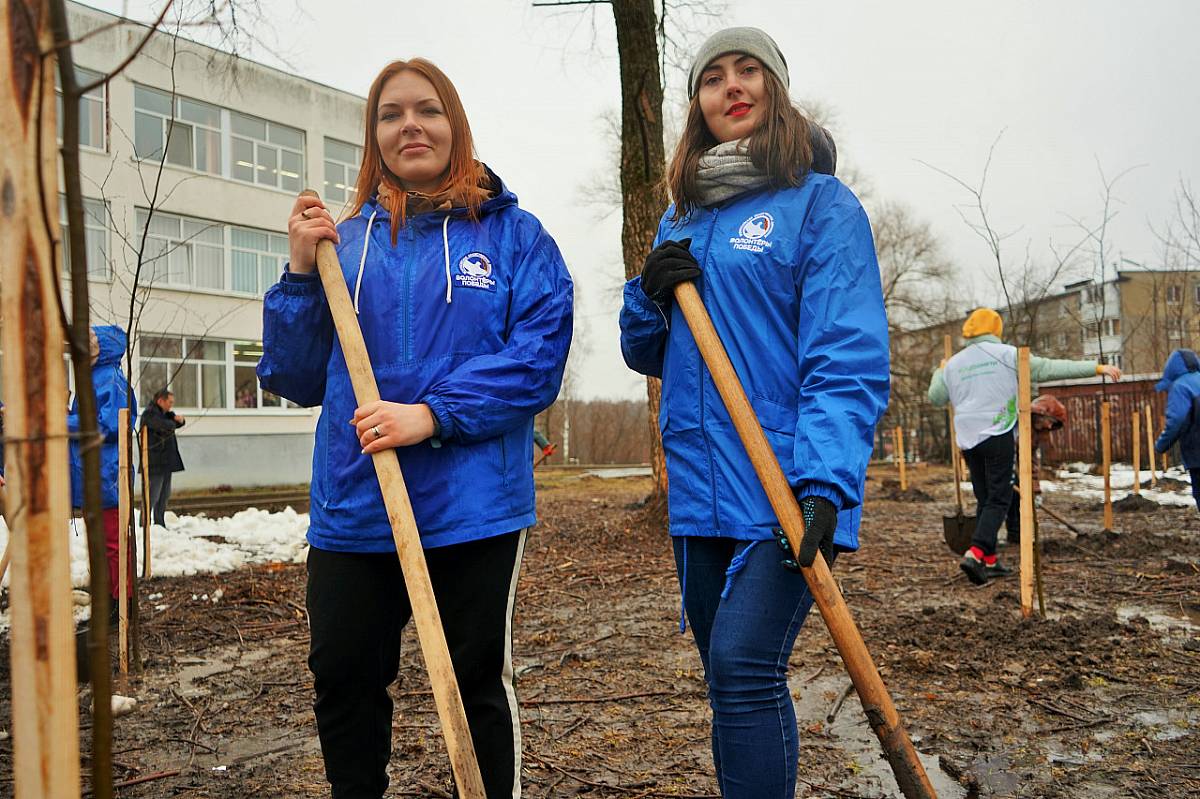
[258,57,572,799]
[67,326,136,610]
[1154,348,1200,510]
[140,388,185,527]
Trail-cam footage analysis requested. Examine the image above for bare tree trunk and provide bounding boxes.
[0,2,82,796]
[612,0,668,496]
[47,1,116,796]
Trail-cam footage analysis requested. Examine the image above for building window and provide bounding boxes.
[232,341,294,408]
[1086,285,1104,304]
[231,112,304,192]
[138,336,227,410]
[137,209,226,291]
[1104,354,1123,370]
[324,138,362,206]
[56,66,106,151]
[1167,284,1183,305]
[59,196,109,279]
[133,85,222,174]
[139,335,295,411]
[1193,283,1200,305]
[1102,318,1120,337]
[1058,332,1068,347]
[231,227,289,294]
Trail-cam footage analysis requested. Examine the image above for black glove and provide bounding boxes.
[798,496,837,567]
[773,495,838,571]
[640,238,700,303]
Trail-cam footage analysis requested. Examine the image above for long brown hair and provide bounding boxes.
[666,67,813,221]
[349,58,485,239]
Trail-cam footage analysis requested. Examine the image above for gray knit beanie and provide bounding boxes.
[688,27,789,99]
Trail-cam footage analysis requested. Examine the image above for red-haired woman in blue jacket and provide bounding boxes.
[259,58,573,799]
[620,28,887,798]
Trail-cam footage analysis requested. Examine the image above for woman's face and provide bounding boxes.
[697,53,767,144]
[375,70,453,194]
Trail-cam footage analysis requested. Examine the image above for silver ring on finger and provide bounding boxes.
[372,425,382,440]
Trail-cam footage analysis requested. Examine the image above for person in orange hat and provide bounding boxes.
[929,308,1122,584]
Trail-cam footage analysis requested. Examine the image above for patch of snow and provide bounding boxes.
[0,508,309,632]
[1044,464,1196,507]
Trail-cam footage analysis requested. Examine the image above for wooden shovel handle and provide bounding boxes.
[301,190,486,798]
[673,281,937,799]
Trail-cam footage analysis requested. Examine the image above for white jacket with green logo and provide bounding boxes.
[927,335,1099,450]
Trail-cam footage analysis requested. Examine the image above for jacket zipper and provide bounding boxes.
[699,207,721,532]
[403,224,414,362]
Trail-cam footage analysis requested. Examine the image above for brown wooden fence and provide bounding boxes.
[1037,378,1167,466]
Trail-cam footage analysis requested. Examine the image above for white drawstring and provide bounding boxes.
[352,208,379,315]
[353,208,452,311]
[442,214,452,304]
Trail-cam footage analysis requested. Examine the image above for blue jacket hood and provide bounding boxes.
[359,165,517,223]
[1156,348,1200,392]
[93,325,127,368]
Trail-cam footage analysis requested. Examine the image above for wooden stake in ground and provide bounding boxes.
[140,425,152,578]
[944,336,963,509]
[673,281,937,799]
[118,408,130,674]
[300,190,486,798]
[1017,347,1035,618]
[1132,409,1141,496]
[894,426,907,490]
[0,4,83,792]
[1144,403,1158,488]
[1101,401,1113,531]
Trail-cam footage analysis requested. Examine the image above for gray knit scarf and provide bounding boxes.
[695,140,770,207]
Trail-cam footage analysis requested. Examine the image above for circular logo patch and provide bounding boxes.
[459,252,493,278]
[738,212,774,240]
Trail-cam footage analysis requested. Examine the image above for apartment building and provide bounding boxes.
[55,2,367,488]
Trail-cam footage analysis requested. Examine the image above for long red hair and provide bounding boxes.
[349,58,485,239]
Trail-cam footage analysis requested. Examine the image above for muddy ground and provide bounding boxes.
[0,465,1197,798]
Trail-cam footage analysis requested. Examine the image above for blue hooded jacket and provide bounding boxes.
[257,169,574,553]
[1154,348,1200,468]
[68,325,135,509]
[619,175,889,550]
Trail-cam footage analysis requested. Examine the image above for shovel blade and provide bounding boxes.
[942,513,977,555]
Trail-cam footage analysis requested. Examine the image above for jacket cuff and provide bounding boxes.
[422,394,455,443]
[796,482,844,511]
[280,265,321,294]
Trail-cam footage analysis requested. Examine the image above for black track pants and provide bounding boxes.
[963,433,1018,556]
[306,530,527,799]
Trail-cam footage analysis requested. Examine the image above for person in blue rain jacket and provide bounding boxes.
[67,325,135,614]
[1154,348,1200,510]
[619,27,888,799]
[257,58,572,799]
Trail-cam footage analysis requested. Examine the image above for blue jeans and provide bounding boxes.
[673,536,833,799]
[1190,469,1200,511]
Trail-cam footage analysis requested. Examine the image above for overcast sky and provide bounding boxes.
[85,0,1200,400]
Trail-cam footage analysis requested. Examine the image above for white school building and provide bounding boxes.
[57,1,368,489]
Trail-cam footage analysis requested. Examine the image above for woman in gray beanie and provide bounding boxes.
[619,26,888,798]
